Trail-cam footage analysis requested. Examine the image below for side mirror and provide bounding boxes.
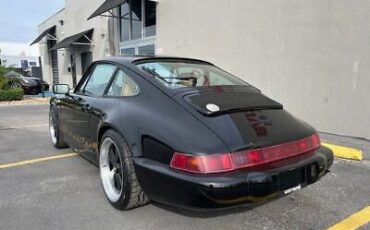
[53,84,69,95]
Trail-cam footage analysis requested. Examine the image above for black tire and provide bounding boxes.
[49,108,68,149]
[99,130,149,210]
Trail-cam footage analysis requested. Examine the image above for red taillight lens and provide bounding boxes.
[232,133,321,168]
[312,133,321,146]
[170,153,234,173]
[170,133,321,174]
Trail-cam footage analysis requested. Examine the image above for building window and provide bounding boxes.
[138,45,155,55]
[120,2,130,41]
[120,45,155,56]
[131,0,142,40]
[145,0,156,37]
[121,48,136,55]
[120,0,157,42]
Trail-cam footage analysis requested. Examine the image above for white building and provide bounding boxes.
[32,1,113,87]
[32,0,370,139]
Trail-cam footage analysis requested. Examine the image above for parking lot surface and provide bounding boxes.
[0,104,369,230]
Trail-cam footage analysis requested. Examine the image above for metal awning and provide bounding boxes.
[87,0,126,20]
[88,0,158,20]
[30,25,57,46]
[50,29,94,51]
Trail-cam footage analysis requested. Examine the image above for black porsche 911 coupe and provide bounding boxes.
[49,56,333,210]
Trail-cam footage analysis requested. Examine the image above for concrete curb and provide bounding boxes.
[0,98,50,107]
[322,142,363,161]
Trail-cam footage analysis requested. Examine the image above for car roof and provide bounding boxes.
[4,71,20,76]
[102,55,214,66]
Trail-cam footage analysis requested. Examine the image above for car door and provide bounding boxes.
[59,69,92,152]
[86,68,140,153]
[60,63,117,159]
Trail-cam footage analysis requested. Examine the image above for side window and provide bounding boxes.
[84,64,117,96]
[107,70,139,97]
[74,66,93,94]
[75,73,90,94]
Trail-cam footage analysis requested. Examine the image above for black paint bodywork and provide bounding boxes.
[50,56,333,210]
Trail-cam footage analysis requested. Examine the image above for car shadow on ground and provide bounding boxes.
[151,201,261,218]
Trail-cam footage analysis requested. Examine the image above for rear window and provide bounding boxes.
[136,61,248,89]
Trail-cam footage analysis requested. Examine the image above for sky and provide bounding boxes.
[0,0,65,44]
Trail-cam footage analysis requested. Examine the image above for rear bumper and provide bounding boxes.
[134,146,333,210]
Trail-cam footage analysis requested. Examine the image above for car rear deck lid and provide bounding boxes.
[184,89,283,116]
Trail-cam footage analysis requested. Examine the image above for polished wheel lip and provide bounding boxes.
[10,81,22,89]
[49,112,57,145]
[100,137,124,203]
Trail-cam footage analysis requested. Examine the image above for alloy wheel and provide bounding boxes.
[10,81,22,89]
[49,112,57,145]
[100,138,124,202]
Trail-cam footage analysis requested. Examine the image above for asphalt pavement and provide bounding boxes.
[0,104,369,230]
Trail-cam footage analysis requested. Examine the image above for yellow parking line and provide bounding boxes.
[322,142,363,161]
[327,206,370,230]
[0,153,78,170]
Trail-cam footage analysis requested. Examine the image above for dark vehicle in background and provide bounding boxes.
[49,56,333,211]
[4,71,49,95]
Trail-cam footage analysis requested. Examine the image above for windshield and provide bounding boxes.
[136,61,249,89]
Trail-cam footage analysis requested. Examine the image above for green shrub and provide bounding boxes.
[0,76,10,90]
[0,88,24,101]
[0,66,9,90]
[0,65,21,91]
[0,66,7,77]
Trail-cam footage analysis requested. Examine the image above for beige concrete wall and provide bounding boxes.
[38,0,115,87]
[156,0,370,139]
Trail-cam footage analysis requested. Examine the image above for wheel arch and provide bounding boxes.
[97,123,137,155]
[98,124,115,146]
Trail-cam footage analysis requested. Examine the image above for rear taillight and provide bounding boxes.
[170,153,234,173]
[232,133,321,168]
[170,133,321,174]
